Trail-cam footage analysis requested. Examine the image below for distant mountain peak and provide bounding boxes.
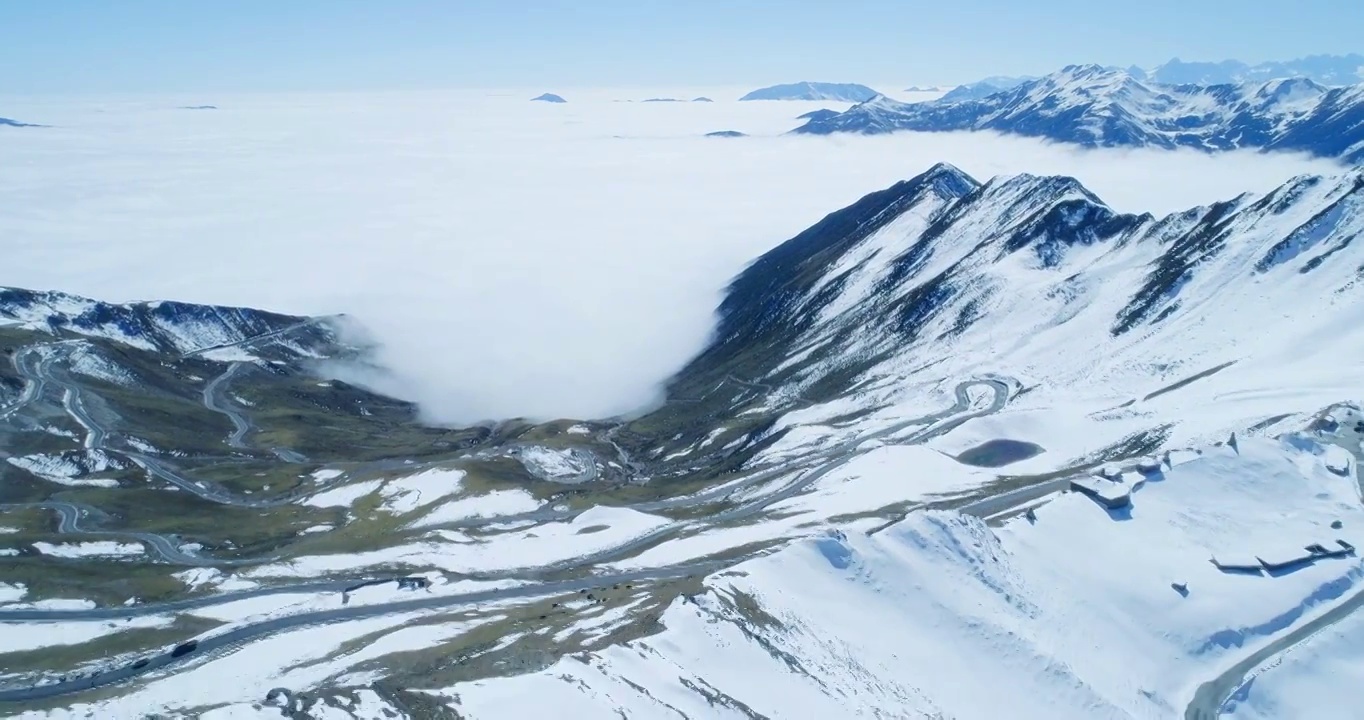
[740,82,880,102]
[1253,76,1329,103]
[796,108,842,122]
[855,93,901,109]
[1043,64,1147,94]
[1151,53,1364,86]
[1057,63,1116,77]
[531,93,567,103]
[936,76,1038,104]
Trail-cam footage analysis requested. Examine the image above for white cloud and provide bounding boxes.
[0,89,1344,422]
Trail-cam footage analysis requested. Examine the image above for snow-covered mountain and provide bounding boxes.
[0,116,40,128]
[0,286,336,357]
[1150,53,1364,87]
[793,65,1364,162]
[935,74,1036,103]
[739,81,880,102]
[942,54,1364,103]
[530,93,567,103]
[644,161,1364,462]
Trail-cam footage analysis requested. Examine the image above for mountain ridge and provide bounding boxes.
[0,286,335,357]
[634,161,1364,466]
[793,65,1364,162]
[1150,52,1364,86]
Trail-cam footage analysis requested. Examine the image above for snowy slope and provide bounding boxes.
[444,435,1364,718]
[647,161,1364,472]
[1222,608,1364,719]
[793,65,1364,162]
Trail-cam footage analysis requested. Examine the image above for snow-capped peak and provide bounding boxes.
[853,92,899,109]
[915,161,979,197]
[1249,76,1330,110]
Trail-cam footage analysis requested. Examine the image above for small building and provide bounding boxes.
[397,577,430,591]
[1256,540,1355,572]
[1114,471,1148,492]
[1069,476,1131,510]
[1210,555,1263,575]
[1256,550,1318,573]
[1135,457,1163,474]
[1305,540,1356,559]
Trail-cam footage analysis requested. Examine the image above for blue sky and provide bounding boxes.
[0,0,1358,93]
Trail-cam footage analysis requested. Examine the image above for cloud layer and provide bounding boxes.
[0,89,1344,423]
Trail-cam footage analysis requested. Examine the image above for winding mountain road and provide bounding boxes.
[1,343,328,564]
[0,370,1036,704]
[0,346,285,564]
[0,502,215,566]
[0,576,408,621]
[180,319,323,359]
[0,345,62,422]
[15,345,318,509]
[520,380,1012,574]
[202,362,252,449]
[60,382,105,450]
[421,379,1012,573]
[0,561,728,704]
[9,379,1017,584]
[201,362,309,463]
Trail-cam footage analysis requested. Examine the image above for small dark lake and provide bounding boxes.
[956,439,1045,468]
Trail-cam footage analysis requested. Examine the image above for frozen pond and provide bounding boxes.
[955,439,1045,468]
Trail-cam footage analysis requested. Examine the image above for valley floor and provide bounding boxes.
[9,426,1361,720]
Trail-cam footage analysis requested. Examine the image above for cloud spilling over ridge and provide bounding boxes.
[0,90,1345,423]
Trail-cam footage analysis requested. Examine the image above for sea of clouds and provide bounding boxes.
[0,87,1345,422]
